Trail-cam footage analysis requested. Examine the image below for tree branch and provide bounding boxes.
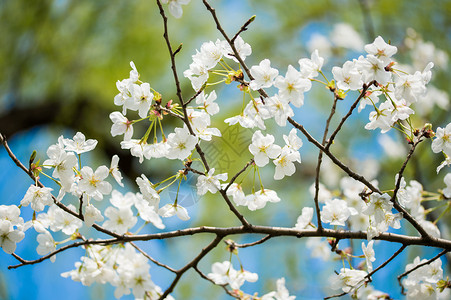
[159,235,224,300]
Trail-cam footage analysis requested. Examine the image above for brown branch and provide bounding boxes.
[223,159,254,192]
[314,96,339,231]
[390,136,431,238]
[159,235,224,300]
[325,81,376,151]
[231,15,256,44]
[9,239,96,269]
[367,244,407,281]
[233,234,272,248]
[218,189,252,228]
[184,84,207,107]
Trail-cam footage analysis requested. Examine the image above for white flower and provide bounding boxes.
[136,174,160,208]
[36,231,56,262]
[331,268,368,293]
[225,183,246,206]
[332,60,363,91]
[207,261,233,285]
[84,204,104,227]
[274,65,312,107]
[222,35,252,63]
[50,204,83,235]
[245,189,280,211]
[161,0,191,19]
[207,261,258,290]
[321,198,358,226]
[43,144,77,189]
[120,139,145,163]
[294,207,314,230]
[298,49,324,79]
[184,61,209,91]
[63,132,98,154]
[261,277,296,300]
[21,185,53,212]
[193,39,224,69]
[249,130,281,167]
[0,220,25,254]
[395,71,426,105]
[355,55,391,85]
[196,168,228,195]
[432,123,451,156]
[158,203,190,221]
[264,94,294,126]
[273,147,300,180]
[110,190,135,209]
[143,140,170,159]
[283,129,303,152]
[110,111,133,141]
[79,166,112,201]
[249,59,279,90]
[363,193,393,224]
[195,91,219,115]
[130,83,153,118]
[362,240,375,272]
[166,127,198,160]
[364,36,397,64]
[109,155,124,187]
[103,206,137,235]
[134,193,165,229]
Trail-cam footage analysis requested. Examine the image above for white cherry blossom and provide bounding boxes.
[249,59,279,90]
[249,130,281,167]
[364,36,397,64]
[166,127,198,160]
[196,168,228,196]
[110,111,133,141]
[63,132,98,154]
[21,185,53,212]
[79,166,112,201]
[161,0,191,19]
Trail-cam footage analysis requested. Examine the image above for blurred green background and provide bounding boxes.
[1,0,451,299]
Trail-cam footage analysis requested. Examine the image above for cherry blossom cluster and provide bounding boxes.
[62,244,173,300]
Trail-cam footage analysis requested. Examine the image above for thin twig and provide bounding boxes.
[218,189,252,228]
[184,84,207,106]
[130,242,177,273]
[9,239,95,269]
[159,235,224,300]
[367,244,407,281]
[156,0,210,172]
[390,136,431,238]
[233,234,272,248]
[325,81,376,151]
[223,159,254,192]
[314,96,339,231]
[231,15,256,44]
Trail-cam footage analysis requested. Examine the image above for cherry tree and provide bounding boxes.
[1,0,451,299]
